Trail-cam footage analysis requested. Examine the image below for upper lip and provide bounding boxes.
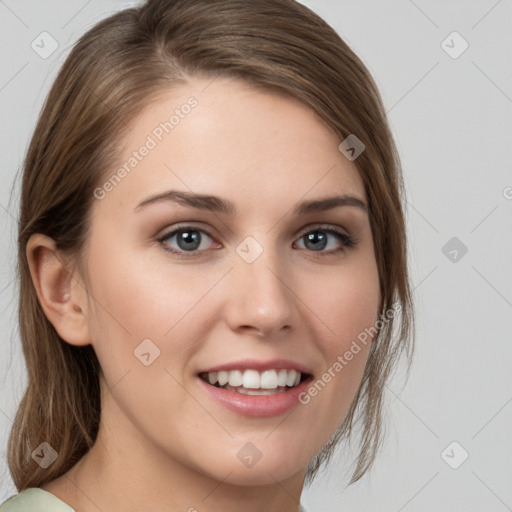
[199,358,313,375]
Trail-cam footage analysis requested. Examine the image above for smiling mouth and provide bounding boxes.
[199,369,311,396]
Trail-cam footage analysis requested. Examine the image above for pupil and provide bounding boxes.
[178,230,200,251]
[305,231,327,251]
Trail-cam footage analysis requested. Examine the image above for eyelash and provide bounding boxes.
[156,223,357,259]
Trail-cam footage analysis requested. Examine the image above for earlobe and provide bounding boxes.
[26,233,91,347]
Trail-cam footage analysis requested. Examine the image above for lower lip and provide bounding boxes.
[198,376,311,417]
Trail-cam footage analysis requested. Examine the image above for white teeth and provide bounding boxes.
[277,369,288,387]
[260,370,278,389]
[242,369,260,389]
[286,369,298,387]
[232,386,288,395]
[228,370,243,387]
[217,371,229,386]
[203,368,304,391]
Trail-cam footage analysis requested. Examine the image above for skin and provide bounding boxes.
[29,76,380,512]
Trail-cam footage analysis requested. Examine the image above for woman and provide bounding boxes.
[1,0,414,510]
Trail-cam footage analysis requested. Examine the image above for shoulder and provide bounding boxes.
[0,488,76,512]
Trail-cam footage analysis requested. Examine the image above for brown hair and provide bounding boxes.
[8,0,414,491]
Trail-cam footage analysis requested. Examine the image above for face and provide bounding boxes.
[80,76,380,486]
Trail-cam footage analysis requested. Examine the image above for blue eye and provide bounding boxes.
[157,225,356,257]
[294,227,355,253]
[158,227,215,254]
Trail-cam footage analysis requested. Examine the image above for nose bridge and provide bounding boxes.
[226,235,296,334]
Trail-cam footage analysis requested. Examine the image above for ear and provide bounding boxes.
[26,233,91,347]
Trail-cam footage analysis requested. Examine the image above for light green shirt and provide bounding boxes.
[0,488,75,511]
[0,488,310,511]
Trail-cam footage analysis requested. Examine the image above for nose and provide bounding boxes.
[223,249,297,338]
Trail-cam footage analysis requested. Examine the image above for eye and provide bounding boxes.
[294,225,356,254]
[157,223,356,258]
[157,226,218,256]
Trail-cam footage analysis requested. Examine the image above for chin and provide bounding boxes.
[194,443,312,487]
[216,462,307,487]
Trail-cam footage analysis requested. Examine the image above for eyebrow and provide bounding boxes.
[134,190,368,215]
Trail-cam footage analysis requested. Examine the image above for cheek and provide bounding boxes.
[82,244,214,434]
[310,255,380,351]
[84,239,230,381]
[86,238,206,334]
[298,256,380,419]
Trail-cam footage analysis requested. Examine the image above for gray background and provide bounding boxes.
[1,1,511,511]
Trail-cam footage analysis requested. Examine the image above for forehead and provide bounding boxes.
[95,76,365,216]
